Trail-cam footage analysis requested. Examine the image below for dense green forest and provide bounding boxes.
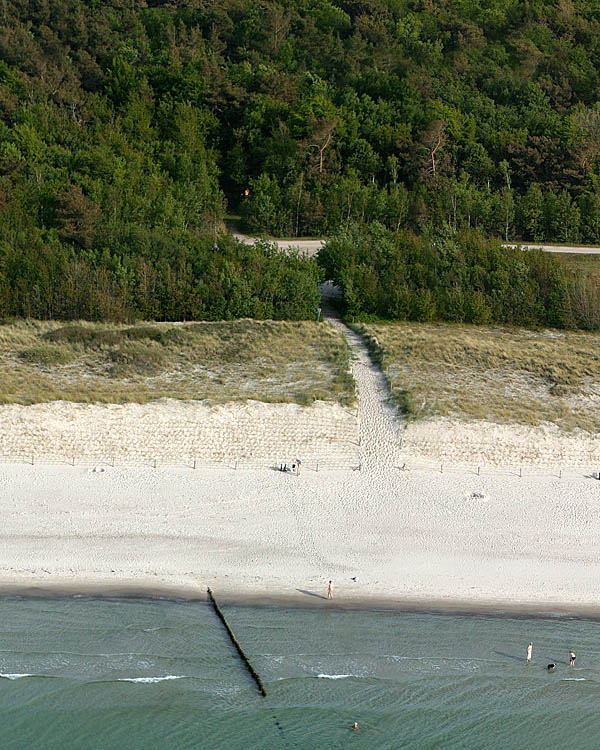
[0,1,600,322]
[320,224,600,328]
[0,234,321,321]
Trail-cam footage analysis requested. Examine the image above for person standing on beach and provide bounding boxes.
[527,642,533,663]
[328,580,334,599]
[296,458,301,476]
[570,650,576,667]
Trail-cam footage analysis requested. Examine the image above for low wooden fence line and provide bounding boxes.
[207,587,267,697]
[0,453,598,479]
[398,461,598,480]
[0,455,359,472]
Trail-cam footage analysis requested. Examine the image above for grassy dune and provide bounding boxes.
[356,322,600,432]
[0,319,355,406]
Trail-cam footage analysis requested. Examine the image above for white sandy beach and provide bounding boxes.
[1,462,599,613]
[2,315,600,613]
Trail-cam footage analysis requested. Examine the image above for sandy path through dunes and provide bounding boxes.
[328,318,404,472]
[320,280,404,472]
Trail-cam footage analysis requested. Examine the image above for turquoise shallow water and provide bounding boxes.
[0,596,599,749]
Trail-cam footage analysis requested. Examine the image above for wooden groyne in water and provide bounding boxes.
[207,588,267,697]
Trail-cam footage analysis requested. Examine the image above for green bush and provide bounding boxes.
[320,224,597,330]
[21,345,75,366]
[5,236,321,322]
[44,326,97,345]
[109,342,167,377]
[394,389,418,421]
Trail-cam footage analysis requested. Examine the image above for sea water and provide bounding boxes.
[0,596,599,749]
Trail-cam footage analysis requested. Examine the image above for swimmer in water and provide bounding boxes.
[352,722,358,731]
[527,642,533,663]
[570,651,576,667]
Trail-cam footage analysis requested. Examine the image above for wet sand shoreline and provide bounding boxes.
[1,581,600,622]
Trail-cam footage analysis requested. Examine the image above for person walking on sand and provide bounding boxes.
[327,580,334,599]
[527,642,533,663]
[296,458,301,476]
[570,650,576,667]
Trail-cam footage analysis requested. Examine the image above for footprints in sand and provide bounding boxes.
[324,316,404,474]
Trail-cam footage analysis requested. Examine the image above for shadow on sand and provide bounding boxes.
[296,589,328,600]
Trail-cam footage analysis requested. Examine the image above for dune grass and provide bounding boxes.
[0,319,355,406]
[354,321,600,432]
